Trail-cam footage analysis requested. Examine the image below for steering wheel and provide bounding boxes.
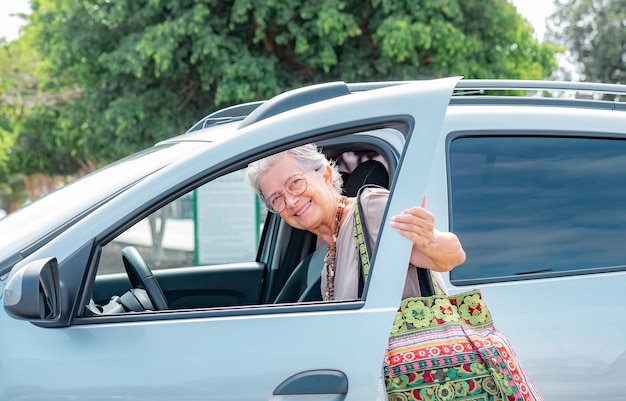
[121,246,169,311]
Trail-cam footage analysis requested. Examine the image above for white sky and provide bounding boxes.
[1,0,553,42]
[0,0,30,41]
[510,0,556,41]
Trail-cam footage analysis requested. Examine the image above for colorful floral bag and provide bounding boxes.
[353,188,543,401]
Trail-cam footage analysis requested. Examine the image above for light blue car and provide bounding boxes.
[1,77,626,400]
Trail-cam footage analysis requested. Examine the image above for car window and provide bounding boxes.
[98,168,264,275]
[449,135,626,284]
[89,139,395,315]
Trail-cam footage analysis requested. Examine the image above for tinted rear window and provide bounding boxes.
[449,135,626,284]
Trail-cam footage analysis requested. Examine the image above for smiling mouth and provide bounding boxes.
[294,200,311,216]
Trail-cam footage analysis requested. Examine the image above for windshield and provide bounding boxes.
[0,142,204,273]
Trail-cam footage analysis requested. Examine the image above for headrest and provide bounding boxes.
[343,159,389,197]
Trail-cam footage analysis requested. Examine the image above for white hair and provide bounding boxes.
[246,143,343,201]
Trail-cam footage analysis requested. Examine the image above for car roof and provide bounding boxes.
[185,79,626,137]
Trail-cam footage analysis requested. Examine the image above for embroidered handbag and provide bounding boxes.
[353,188,543,401]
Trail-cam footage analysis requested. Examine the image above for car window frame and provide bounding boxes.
[73,128,406,324]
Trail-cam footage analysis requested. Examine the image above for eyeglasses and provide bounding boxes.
[265,172,312,214]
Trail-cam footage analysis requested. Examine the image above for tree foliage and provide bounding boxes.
[547,0,625,83]
[3,0,557,182]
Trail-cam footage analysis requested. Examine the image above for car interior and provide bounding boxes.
[86,142,394,316]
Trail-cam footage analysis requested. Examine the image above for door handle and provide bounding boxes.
[273,369,348,396]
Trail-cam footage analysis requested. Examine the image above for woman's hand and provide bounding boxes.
[390,194,465,272]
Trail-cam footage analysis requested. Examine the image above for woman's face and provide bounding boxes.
[258,154,337,232]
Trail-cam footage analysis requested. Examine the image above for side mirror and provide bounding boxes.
[4,257,61,323]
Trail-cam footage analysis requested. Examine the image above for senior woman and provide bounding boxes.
[246,143,465,301]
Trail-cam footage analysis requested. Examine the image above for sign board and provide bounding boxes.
[194,169,263,264]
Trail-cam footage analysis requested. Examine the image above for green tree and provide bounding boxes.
[0,40,31,179]
[15,0,557,178]
[547,0,625,84]
[0,29,86,206]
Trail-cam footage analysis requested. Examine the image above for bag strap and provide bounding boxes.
[416,264,436,297]
[353,185,444,297]
[353,186,373,297]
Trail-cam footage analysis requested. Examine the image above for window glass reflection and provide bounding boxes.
[450,136,626,282]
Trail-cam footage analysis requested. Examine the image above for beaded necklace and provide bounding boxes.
[325,195,348,301]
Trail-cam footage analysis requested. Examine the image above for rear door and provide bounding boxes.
[440,102,626,400]
[2,78,459,401]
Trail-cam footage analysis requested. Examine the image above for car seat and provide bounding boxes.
[342,159,389,196]
[273,159,390,303]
